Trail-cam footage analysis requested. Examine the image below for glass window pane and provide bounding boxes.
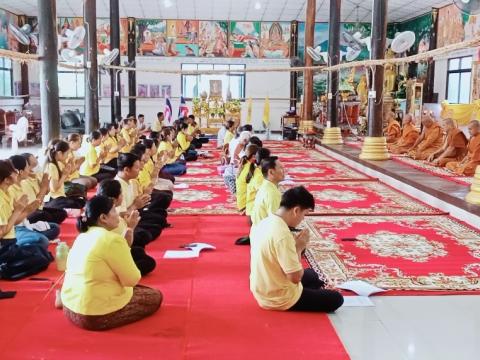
[0,57,4,67]
[214,64,229,70]
[5,58,11,69]
[76,73,85,97]
[183,75,197,98]
[461,56,472,70]
[230,64,245,70]
[198,64,213,70]
[4,71,11,96]
[459,72,471,103]
[59,72,79,97]
[182,63,197,70]
[449,58,460,70]
[447,73,460,103]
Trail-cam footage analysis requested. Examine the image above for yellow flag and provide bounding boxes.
[262,96,270,128]
[246,97,253,124]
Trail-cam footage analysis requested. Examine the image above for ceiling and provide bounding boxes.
[2,0,453,23]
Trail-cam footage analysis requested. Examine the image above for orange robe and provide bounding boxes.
[385,120,401,143]
[446,133,480,176]
[388,123,420,154]
[407,123,444,160]
[436,128,468,167]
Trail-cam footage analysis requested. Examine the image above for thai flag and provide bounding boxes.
[164,97,172,124]
[178,96,189,118]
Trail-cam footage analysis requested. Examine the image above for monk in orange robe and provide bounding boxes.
[427,118,468,167]
[385,112,401,143]
[446,120,480,176]
[407,115,444,160]
[388,114,419,154]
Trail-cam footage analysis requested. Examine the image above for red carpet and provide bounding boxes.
[1,216,348,359]
[280,181,445,215]
[178,163,222,182]
[283,161,373,181]
[275,149,335,162]
[305,215,480,294]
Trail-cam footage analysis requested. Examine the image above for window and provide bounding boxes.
[57,66,85,98]
[181,63,246,99]
[0,57,13,97]
[446,56,472,104]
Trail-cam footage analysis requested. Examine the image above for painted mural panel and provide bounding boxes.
[96,18,128,55]
[136,19,167,56]
[166,20,199,56]
[260,21,290,58]
[438,4,466,48]
[199,21,228,57]
[0,9,18,51]
[229,21,261,58]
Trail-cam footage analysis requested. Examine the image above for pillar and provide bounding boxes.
[322,0,343,144]
[38,0,60,145]
[359,0,390,160]
[127,17,136,116]
[17,15,29,105]
[303,0,315,121]
[84,0,99,134]
[110,0,122,122]
[290,20,298,110]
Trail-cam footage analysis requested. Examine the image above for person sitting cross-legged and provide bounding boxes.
[250,186,344,313]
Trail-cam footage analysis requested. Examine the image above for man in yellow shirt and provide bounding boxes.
[250,186,343,312]
[150,112,164,137]
[175,122,198,161]
[250,156,285,227]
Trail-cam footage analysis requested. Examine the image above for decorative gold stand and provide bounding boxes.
[465,166,480,205]
[322,127,343,145]
[359,136,390,160]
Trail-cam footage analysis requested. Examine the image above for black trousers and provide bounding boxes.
[27,207,68,224]
[130,246,156,276]
[132,227,153,248]
[104,158,118,170]
[93,167,116,182]
[46,196,85,210]
[289,269,344,313]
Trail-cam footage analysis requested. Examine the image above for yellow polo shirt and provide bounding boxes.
[224,130,234,145]
[138,167,151,190]
[80,143,100,177]
[246,168,263,216]
[187,124,199,136]
[250,214,303,310]
[0,189,15,239]
[151,118,162,132]
[112,216,128,237]
[158,141,176,164]
[236,164,252,211]
[47,162,66,199]
[61,226,141,316]
[119,128,132,153]
[175,132,191,158]
[250,180,281,226]
[21,178,38,203]
[115,176,134,213]
[65,151,80,181]
[103,136,119,164]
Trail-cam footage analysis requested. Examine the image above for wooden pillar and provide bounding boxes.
[322,0,343,144]
[38,0,60,145]
[84,0,99,134]
[290,20,298,110]
[127,17,136,116]
[303,0,315,120]
[360,0,389,160]
[110,0,122,122]
[424,8,438,103]
[17,15,29,105]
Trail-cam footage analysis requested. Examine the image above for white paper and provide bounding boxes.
[174,183,189,189]
[342,296,375,307]
[185,243,216,254]
[336,280,386,297]
[164,250,199,259]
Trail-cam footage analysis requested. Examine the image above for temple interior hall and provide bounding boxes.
[1,0,480,359]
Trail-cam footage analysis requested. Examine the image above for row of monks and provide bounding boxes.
[385,113,480,176]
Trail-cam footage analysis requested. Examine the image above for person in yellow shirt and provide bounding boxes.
[60,195,162,330]
[119,118,134,153]
[187,115,209,149]
[80,131,115,182]
[175,122,198,161]
[66,133,97,193]
[150,112,164,137]
[223,120,235,146]
[250,156,285,227]
[158,128,187,176]
[101,123,126,169]
[236,144,259,213]
[250,186,343,312]
[45,140,85,210]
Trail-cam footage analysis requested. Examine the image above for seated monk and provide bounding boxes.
[446,120,480,176]
[385,112,401,143]
[406,115,444,160]
[388,114,419,154]
[427,118,467,167]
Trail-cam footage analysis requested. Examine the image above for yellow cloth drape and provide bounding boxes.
[246,97,253,124]
[440,100,480,126]
[262,96,270,128]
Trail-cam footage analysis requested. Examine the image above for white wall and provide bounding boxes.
[27,56,291,131]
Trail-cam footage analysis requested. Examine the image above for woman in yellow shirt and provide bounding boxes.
[66,133,97,191]
[60,195,162,331]
[45,139,86,210]
[119,118,134,153]
[158,128,187,176]
[236,144,259,213]
[102,123,126,169]
[175,122,198,161]
[80,131,115,182]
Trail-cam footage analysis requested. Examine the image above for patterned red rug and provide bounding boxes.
[170,182,237,214]
[273,149,335,162]
[280,181,444,215]
[262,140,305,150]
[283,162,373,181]
[180,163,223,182]
[304,215,480,293]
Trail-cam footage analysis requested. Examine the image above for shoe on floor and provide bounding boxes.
[235,236,250,245]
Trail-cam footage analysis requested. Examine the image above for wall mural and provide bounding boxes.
[260,21,290,58]
[96,18,128,55]
[437,4,468,48]
[0,8,18,51]
[136,19,167,56]
[199,21,228,57]
[229,21,261,58]
[166,20,199,56]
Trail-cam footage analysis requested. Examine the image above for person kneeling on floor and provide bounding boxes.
[60,195,162,331]
[250,186,343,312]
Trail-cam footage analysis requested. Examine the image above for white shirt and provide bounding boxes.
[217,126,227,148]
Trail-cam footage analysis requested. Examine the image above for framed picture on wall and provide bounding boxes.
[161,85,171,98]
[137,84,148,97]
[150,85,160,97]
[209,80,222,97]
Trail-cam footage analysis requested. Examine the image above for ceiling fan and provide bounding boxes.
[391,31,416,54]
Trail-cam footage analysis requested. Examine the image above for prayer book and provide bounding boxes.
[164,243,216,259]
[336,280,386,297]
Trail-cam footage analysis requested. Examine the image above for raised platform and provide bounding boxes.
[318,143,480,225]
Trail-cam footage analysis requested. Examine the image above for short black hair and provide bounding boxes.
[142,138,154,149]
[249,136,262,148]
[138,114,144,118]
[188,114,195,120]
[99,127,108,136]
[243,124,253,132]
[97,179,122,199]
[117,152,140,171]
[180,122,189,131]
[260,156,279,178]
[280,186,315,211]
[9,155,28,171]
[157,112,163,117]
[256,147,271,165]
[131,143,146,157]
